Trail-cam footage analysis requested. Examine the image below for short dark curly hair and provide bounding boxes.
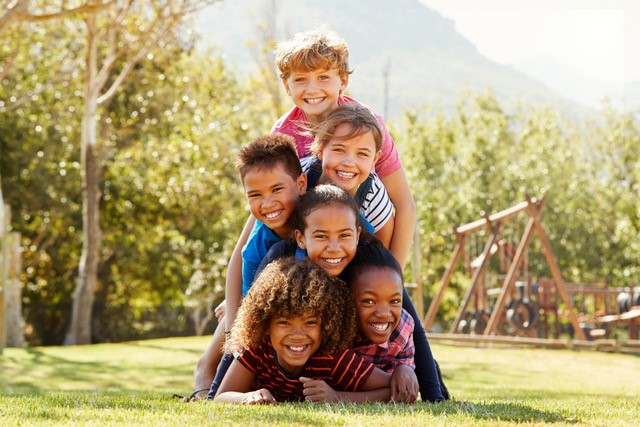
[236,133,302,184]
[227,257,357,356]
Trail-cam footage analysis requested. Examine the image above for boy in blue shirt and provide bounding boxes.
[236,135,307,295]
[189,133,306,399]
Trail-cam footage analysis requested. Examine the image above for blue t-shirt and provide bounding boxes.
[241,221,282,296]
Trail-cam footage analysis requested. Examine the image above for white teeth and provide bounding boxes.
[323,258,343,265]
[264,210,281,219]
[370,323,389,332]
[289,345,305,352]
[305,97,323,105]
[337,171,356,179]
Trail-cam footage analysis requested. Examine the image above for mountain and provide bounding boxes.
[195,0,592,120]
[511,56,626,110]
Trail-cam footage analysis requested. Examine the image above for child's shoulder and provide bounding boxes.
[398,308,414,329]
[390,309,414,342]
[247,220,281,243]
[272,105,306,131]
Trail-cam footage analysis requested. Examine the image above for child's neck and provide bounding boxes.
[304,110,333,125]
[318,174,357,197]
[273,224,292,240]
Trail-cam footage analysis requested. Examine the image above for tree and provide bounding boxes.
[95,48,256,341]
[1,0,218,344]
[396,89,640,326]
[243,0,289,128]
[73,0,220,345]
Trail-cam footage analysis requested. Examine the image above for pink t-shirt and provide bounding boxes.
[270,95,402,179]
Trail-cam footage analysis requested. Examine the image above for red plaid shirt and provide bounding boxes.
[353,309,415,373]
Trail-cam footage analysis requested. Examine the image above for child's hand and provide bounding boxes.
[300,377,340,403]
[214,300,226,320]
[242,388,276,405]
[390,364,418,403]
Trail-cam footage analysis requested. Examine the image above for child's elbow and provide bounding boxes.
[405,197,417,216]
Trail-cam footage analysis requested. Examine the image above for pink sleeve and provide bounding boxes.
[374,113,402,178]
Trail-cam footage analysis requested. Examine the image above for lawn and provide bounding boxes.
[1,336,639,426]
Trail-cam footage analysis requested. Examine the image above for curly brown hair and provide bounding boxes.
[227,257,357,356]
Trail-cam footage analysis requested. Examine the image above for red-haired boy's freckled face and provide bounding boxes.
[318,126,380,196]
[267,312,322,375]
[282,68,347,124]
[295,204,360,277]
[243,165,306,239]
[352,268,403,345]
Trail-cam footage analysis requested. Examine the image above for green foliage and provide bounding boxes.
[395,90,640,328]
[94,46,257,342]
[1,19,85,344]
[1,337,639,426]
[1,18,264,344]
[2,6,638,345]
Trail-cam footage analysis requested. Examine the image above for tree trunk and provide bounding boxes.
[0,198,9,353]
[193,300,215,336]
[6,231,24,347]
[65,10,101,345]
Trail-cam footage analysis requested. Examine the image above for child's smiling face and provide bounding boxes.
[318,125,380,196]
[242,163,306,239]
[282,68,347,124]
[267,312,322,375]
[351,267,403,344]
[294,203,360,277]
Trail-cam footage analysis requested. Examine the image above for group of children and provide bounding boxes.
[187,26,448,404]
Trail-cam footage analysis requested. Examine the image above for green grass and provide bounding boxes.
[1,337,639,426]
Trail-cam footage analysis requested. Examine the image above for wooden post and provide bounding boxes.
[423,231,465,330]
[531,206,586,340]
[450,226,498,334]
[484,214,536,335]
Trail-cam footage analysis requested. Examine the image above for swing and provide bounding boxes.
[423,196,587,341]
[506,281,539,331]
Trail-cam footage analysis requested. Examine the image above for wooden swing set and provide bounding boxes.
[423,195,587,341]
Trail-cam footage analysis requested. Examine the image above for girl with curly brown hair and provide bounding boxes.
[213,257,391,404]
[256,185,447,402]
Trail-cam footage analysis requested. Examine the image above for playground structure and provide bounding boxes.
[422,196,640,346]
[564,282,640,340]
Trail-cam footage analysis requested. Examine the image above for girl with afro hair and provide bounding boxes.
[213,257,391,404]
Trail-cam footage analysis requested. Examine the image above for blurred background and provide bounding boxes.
[0,0,638,347]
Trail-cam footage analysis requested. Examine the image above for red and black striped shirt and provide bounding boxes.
[238,340,375,402]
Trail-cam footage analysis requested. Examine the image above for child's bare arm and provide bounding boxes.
[301,376,391,403]
[390,364,418,403]
[381,168,416,269]
[374,213,395,248]
[301,366,393,403]
[214,359,275,404]
[192,215,255,395]
[225,215,256,332]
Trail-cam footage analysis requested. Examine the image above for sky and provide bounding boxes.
[420,0,640,85]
